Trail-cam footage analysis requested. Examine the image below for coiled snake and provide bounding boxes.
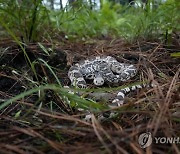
[67,56,146,121]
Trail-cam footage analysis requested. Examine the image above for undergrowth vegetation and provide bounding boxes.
[0,0,179,42]
[0,0,50,42]
[53,0,180,41]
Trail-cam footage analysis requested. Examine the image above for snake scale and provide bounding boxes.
[67,56,147,121]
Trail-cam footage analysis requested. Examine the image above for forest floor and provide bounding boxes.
[0,36,180,153]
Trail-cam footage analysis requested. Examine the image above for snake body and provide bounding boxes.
[68,56,137,88]
[67,56,143,121]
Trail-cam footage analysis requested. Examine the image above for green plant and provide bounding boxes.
[0,0,50,42]
[0,0,179,42]
[50,2,121,39]
[50,0,179,42]
[116,0,180,42]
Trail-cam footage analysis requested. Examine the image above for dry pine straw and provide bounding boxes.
[0,39,180,153]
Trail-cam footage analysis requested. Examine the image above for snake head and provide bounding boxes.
[93,76,104,86]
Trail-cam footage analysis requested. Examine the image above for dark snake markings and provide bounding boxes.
[67,56,145,121]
